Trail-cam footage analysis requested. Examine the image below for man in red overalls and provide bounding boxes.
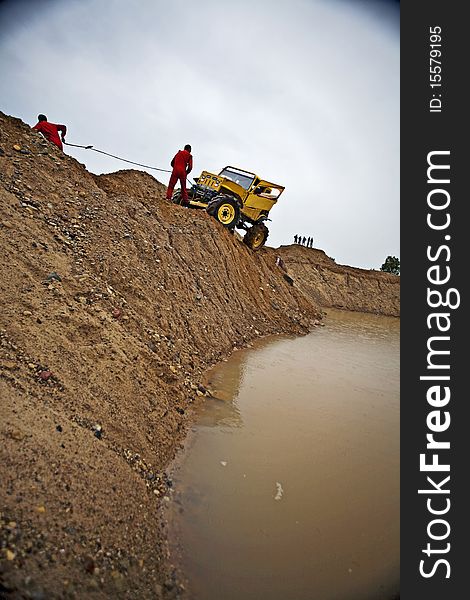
[33,114,67,151]
[166,144,193,204]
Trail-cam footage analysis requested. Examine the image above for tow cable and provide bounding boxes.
[64,141,172,173]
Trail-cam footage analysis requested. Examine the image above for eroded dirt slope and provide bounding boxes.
[0,112,321,599]
[277,245,400,317]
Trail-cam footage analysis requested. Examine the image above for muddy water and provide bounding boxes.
[169,309,400,600]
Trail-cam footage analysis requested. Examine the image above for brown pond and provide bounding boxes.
[168,309,400,600]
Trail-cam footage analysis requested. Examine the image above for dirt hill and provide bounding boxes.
[0,111,399,599]
[277,245,400,317]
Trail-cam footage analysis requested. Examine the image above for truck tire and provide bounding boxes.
[207,196,240,229]
[243,223,269,250]
[172,188,193,205]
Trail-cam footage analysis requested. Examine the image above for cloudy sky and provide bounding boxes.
[0,0,399,269]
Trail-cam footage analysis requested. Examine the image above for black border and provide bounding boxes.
[401,2,467,597]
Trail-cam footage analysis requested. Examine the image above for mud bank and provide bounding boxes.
[0,111,399,599]
[276,245,400,317]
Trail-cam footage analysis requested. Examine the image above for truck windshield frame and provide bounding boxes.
[218,167,256,191]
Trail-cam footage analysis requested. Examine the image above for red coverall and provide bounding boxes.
[33,120,67,150]
[166,149,193,202]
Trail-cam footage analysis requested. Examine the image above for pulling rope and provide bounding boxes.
[64,141,172,173]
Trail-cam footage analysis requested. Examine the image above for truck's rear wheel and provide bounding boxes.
[207,196,240,229]
[243,223,269,250]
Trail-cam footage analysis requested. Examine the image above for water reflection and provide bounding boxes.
[197,396,243,429]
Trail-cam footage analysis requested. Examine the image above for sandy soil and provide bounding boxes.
[0,111,399,599]
[276,245,400,317]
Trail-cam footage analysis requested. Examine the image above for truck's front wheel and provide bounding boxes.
[172,188,193,205]
[207,196,240,229]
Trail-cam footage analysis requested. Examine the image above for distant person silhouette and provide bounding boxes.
[294,234,298,244]
[33,114,67,151]
[166,144,193,205]
[302,236,306,246]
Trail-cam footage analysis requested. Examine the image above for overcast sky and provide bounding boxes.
[0,0,399,269]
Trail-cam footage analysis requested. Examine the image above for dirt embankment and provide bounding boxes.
[277,245,400,317]
[0,111,399,599]
[0,112,322,599]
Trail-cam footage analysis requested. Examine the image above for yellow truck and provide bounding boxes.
[172,166,285,250]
